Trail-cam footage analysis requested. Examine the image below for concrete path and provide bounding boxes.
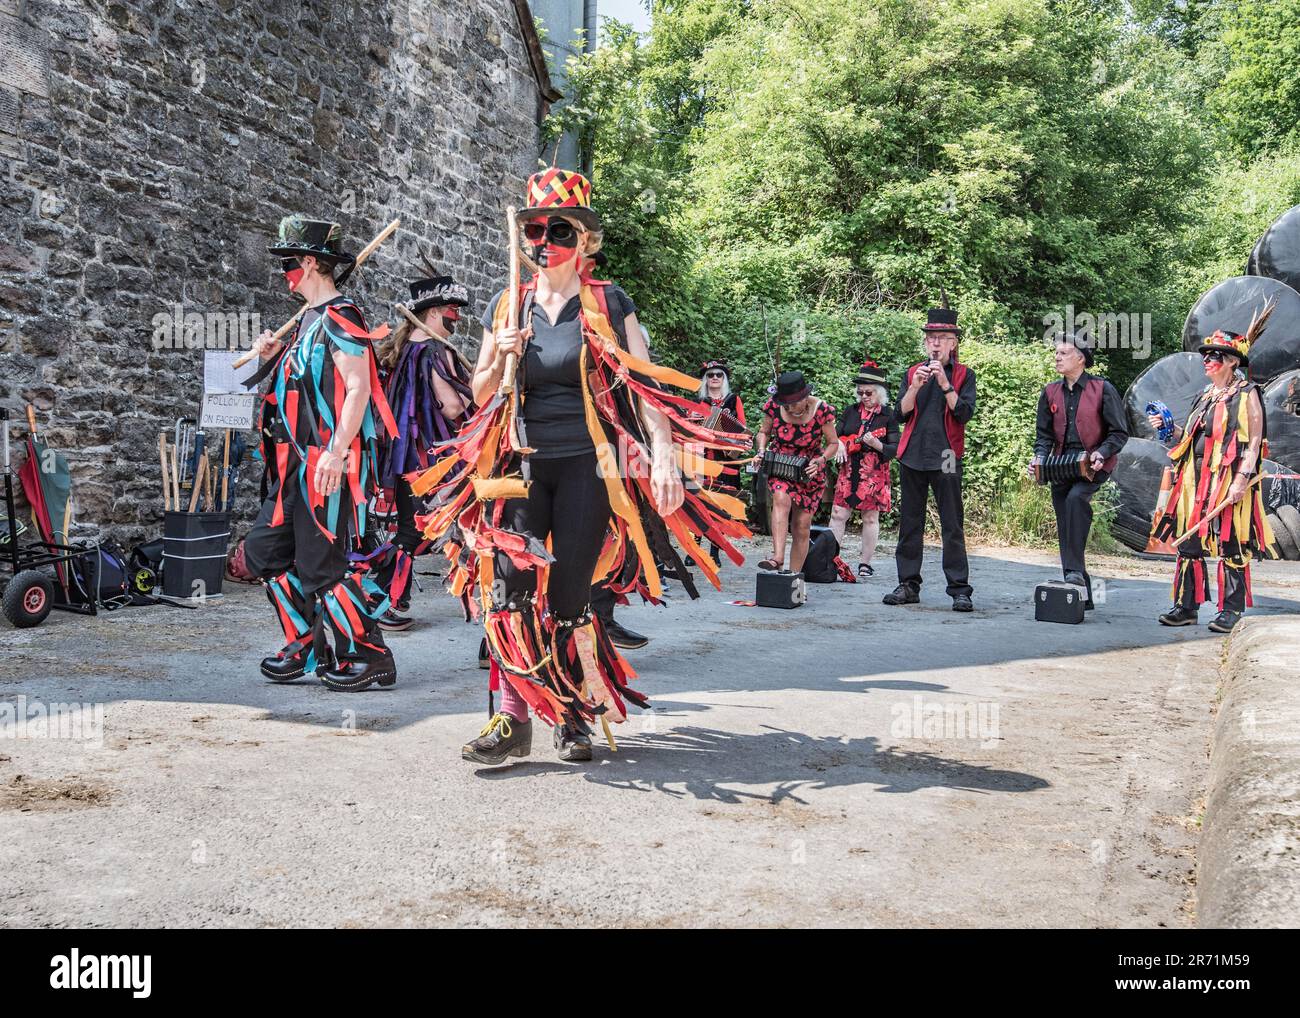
[3,541,1298,927]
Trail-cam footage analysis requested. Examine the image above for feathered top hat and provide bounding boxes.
[403,249,468,315]
[518,167,600,231]
[267,215,355,268]
[855,359,887,387]
[922,288,960,336]
[1198,299,1275,368]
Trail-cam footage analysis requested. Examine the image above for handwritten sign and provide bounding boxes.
[200,392,257,431]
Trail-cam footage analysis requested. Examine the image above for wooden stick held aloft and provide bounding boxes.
[233,216,402,369]
[500,206,521,395]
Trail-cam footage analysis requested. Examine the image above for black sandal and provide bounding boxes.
[758,559,781,571]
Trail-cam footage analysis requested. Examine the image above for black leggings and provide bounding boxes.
[497,452,611,619]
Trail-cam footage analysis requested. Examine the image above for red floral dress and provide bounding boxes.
[833,403,896,513]
[763,398,836,513]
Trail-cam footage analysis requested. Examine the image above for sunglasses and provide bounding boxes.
[1202,351,1226,363]
[705,371,725,379]
[522,220,578,245]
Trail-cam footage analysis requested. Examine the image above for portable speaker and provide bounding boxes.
[757,570,807,609]
[1034,581,1085,624]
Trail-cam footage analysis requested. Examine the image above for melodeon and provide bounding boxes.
[1034,452,1096,485]
[761,450,810,482]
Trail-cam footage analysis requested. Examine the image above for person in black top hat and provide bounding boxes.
[372,258,475,630]
[243,214,400,692]
[884,300,978,611]
[1031,331,1128,608]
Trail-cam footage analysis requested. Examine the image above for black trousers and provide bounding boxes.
[497,452,612,619]
[895,463,971,597]
[392,476,423,551]
[591,581,615,624]
[244,469,351,598]
[1050,470,1107,592]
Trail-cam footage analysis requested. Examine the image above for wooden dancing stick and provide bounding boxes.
[159,432,171,512]
[501,206,522,395]
[170,441,180,510]
[232,216,402,368]
[188,455,207,513]
[1170,472,1267,546]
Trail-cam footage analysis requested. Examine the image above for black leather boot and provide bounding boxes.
[1159,603,1199,626]
[554,719,593,762]
[321,645,397,692]
[261,639,334,682]
[462,713,532,765]
[377,607,414,632]
[604,618,649,650]
[883,583,919,605]
[1208,610,1242,633]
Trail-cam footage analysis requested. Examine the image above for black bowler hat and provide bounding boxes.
[408,276,469,315]
[773,370,812,404]
[267,215,355,268]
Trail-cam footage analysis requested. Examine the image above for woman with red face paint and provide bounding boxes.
[242,215,400,692]
[413,169,750,767]
[372,269,475,630]
[1150,303,1278,633]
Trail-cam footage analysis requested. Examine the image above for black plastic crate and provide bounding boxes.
[162,511,231,599]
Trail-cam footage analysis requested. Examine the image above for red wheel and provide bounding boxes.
[3,570,55,628]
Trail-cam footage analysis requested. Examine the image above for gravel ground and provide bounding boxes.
[3,538,1297,928]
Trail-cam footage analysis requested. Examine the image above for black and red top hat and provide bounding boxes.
[922,307,960,335]
[702,359,730,377]
[518,168,601,232]
[1196,300,1275,368]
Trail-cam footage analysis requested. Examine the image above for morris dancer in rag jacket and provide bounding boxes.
[1150,303,1277,633]
[410,169,751,765]
[243,215,400,691]
[373,265,475,630]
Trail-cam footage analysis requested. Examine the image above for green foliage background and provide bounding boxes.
[542,0,1300,542]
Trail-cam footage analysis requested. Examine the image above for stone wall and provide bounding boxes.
[0,0,551,544]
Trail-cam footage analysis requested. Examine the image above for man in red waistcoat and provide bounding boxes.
[1030,332,1128,608]
[884,304,978,611]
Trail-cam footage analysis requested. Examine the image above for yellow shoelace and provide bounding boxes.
[479,713,513,739]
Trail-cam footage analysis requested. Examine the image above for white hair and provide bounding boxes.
[857,381,887,406]
[698,371,731,399]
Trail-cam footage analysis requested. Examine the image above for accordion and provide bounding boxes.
[761,450,810,482]
[1034,452,1096,485]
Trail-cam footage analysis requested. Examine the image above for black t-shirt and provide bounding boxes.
[481,285,636,459]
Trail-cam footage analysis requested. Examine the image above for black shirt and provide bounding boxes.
[898,363,977,471]
[1033,371,1128,463]
[481,285,636,459]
